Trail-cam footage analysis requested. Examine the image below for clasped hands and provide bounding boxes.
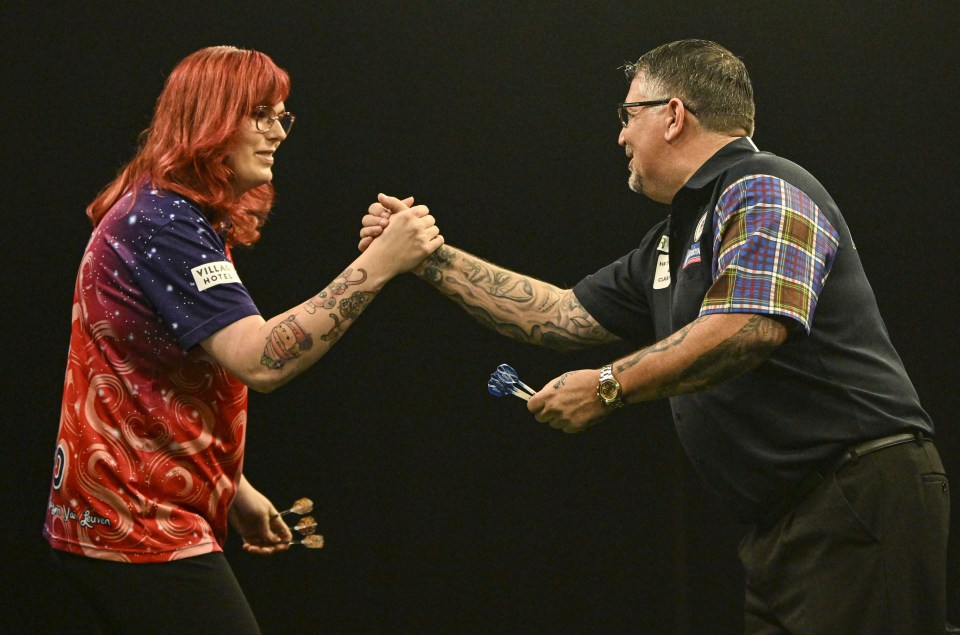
[360,194,616,433]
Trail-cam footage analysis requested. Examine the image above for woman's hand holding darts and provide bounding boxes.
[228,477,293,555]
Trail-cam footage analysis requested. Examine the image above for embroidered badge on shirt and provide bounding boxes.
[682,243,701,269]
[191,261,242,291]
[653,234,671,289]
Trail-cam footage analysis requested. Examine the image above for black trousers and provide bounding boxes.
[51,549,261,634]
[739,437,950,635]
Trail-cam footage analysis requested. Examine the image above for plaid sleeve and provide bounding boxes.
[699,175,839,333]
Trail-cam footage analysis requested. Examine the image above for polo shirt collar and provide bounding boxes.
[683,136,759,190]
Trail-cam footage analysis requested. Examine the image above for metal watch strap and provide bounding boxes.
[598,364,624,408]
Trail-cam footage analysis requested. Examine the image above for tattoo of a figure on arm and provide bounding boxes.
[315,288,376,344]
[616,315,783,399]
[261,268,378,369]
[421,246,456,284]
[261,315,314,370]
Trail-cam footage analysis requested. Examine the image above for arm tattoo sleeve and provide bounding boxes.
[418,246,618,351]
[261,268,376,370]
[615,315,783,399]
[261,315,314,370]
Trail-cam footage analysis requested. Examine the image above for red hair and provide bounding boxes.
[87,46,291,246]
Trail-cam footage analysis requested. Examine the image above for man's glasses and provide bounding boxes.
[255,105,296,134]
[617,99,698,127]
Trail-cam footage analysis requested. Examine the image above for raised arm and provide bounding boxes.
[360,194,619,351]
[204,206,442,393]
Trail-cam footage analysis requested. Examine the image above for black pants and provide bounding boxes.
[51,550,261,634]
[739,437,949,635]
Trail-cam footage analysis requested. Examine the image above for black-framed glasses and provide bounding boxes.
[254,105,296,134]
[616,99,697,127]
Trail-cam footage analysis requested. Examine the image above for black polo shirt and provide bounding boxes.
[574,137,932,522]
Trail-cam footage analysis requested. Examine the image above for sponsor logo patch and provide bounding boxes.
[653,253,671,289]
[682,244,701,269]
[191,261,242,291]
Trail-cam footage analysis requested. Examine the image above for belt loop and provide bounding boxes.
[914,430,925,445]
[847,447,859,465]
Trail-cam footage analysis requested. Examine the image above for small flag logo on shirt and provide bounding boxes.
[682,244,701,269]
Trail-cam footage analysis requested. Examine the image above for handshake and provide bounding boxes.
[355,193,443,276]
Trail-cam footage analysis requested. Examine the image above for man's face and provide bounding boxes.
[617,76,667,201]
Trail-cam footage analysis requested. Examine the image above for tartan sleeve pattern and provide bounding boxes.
[700,175,840,332]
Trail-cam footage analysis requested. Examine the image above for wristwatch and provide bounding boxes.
[597,364,624,409]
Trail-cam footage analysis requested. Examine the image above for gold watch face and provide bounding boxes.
[599,381,620,401]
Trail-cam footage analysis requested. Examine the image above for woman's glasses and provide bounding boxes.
[255,105,295,134]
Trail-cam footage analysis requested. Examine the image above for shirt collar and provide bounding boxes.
[682,136,759,191]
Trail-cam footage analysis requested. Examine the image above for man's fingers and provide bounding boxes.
[364,205,389,223]
[405,204,430,219]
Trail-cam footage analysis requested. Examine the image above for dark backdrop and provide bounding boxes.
[2,2,958,633]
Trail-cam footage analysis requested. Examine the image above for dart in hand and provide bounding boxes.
[287,534,324,549]
[293,516,317,536]
[487,363,536,402]
[272,497,313,519]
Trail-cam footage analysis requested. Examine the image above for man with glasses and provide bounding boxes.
[359,39,948,633]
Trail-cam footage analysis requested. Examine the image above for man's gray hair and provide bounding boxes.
[624,39,755,136]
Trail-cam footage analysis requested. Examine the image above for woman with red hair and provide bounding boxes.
[44,46,442,632]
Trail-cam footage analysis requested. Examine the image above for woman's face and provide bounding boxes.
[225,101,288,196]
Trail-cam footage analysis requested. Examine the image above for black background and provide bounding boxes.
[2,2,958,632]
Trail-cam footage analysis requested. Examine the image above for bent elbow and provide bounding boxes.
[248,380,279,394]
[234,368,287,394]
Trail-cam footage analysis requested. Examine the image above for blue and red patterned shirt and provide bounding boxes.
[44,185,260,562]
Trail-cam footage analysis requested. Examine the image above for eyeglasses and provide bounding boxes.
[617,99,698,127]
[254,105,296,134]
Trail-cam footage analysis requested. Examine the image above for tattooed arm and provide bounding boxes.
[360,194,619,351]
[529,313,789,432]
[202,206,443,393]
[614,313,788,400]
[415,244,618,351]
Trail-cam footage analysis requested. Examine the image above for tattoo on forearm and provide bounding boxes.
[309,287,376,345]
[262,268,377,370]
[615,319,699,375]
[261,315,314,370]
[616,315,783,399]
[461,257,534,303]
[537,288,562,312]
[420,247,615,350]
[320,314,344,342]
[421,246,456,284]
[305,268,369,314]
[338,290,374,320]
